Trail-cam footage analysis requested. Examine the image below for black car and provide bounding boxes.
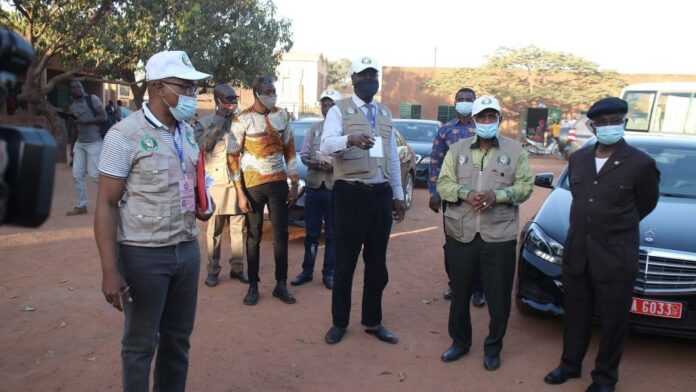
[392,119,440,186]
[517,133,696,338]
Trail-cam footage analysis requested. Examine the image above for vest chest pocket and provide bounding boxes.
[443,206,465,239]
[490,204,515,222]
[457,162,474,182]
[134,154,170,193]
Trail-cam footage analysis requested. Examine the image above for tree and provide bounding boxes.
[0,0,117,145]
[90,0,293,107]
[326,58,351,91]
[425,46,626,117]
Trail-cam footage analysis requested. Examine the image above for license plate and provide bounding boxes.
[631,298,683,319]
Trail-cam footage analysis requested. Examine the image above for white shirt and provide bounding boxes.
[320,95,404,200]
[595,157,609,173]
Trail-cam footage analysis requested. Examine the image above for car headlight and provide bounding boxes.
[524,223,564,264]
[415,154,422,163]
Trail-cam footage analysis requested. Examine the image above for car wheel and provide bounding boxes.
[403,172,414,210]
[515,296,536,317]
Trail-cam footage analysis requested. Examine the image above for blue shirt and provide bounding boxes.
[428,117,475,195]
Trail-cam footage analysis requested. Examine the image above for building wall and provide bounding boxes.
[275,52,328,117]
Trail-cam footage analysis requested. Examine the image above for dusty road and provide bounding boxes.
[1,158,694,392]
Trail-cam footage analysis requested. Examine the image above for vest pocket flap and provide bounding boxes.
[443,205,464,219]
[491,206,515,222]
[342,147,367,160]
[123,196,171,217]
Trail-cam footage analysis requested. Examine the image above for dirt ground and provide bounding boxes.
[1,158,695,392]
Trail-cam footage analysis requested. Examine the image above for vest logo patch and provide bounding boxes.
[459,155,469,165]
[497,154,511,165]
[140,135,159,152]
[380,109,388,116]
[346,107,356,115]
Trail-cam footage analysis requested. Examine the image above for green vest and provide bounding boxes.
[443,136,523,243]
[332,98,392,181]
[115,111,199,247]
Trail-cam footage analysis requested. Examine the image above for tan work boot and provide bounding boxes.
[66,206,88,216]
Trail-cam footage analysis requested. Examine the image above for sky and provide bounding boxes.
[274,0,696,74]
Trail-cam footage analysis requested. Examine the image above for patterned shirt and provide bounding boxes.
[428,117,475,195]
[228,107,298,189]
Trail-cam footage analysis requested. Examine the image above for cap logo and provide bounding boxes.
[361,57,372,65]
[181,53,192,68]
[482,97,492,105]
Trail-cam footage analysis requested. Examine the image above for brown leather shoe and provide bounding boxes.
[66,207,88,216]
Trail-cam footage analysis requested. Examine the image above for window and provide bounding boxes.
[392,122,438,143]
[118,85,131,98]
[652,93,692,133]
[624,91,655,132]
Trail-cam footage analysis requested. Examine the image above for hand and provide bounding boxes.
[392,199,406,222]
[347,133,375,150]
[428,193,441,213]
[196,198,215,221]
[102,270,131,312]
[237,192,251,213]
[320,161,333,172]
[288,183,299,204]
[473,191,496,212]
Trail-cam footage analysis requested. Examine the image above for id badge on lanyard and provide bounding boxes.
[174,125,195,213]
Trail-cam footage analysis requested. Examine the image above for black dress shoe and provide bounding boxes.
[472,291,486,307]
[230,270,249,284]
[364,325,399,344]
[443,288,453,301]
[272,284,297,304]
[483,354,501,371]
[441,343,469,363]
[544,367,581,385]
[204,273,219,287]
[322,275,334,290]
[325,326,346,345]
[290,273,313,286]
[243,284,259,306]
[586,382,615,392]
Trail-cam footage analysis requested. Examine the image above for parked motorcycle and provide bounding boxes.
[523,136,566,159]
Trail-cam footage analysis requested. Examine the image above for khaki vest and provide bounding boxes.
[443,136,523,243]
[198,114,242,215]
[116,110,199,247]
[332,98,392,181]
[305,120,334,190]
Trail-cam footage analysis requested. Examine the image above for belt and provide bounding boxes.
[336,180,389,190]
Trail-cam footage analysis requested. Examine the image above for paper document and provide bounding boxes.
[369,136,384,158]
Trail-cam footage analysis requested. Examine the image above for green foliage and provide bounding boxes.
[326,58,351,90]
[425,46,626,116]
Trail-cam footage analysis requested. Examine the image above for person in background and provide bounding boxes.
[429,87,486,307]
[117,99,132,119]
[228,75,299,306]
[196,83,249,287]
[66,80,106,216]
[291,89,342,290]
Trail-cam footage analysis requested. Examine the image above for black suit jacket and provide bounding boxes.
[564,139,660,282]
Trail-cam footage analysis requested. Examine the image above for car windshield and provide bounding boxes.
[561,141,696,198]
[291,121,316,153]
[393,122,438,143]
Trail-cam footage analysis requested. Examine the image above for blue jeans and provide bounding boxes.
[301,186,335,277]
[72,141,101,208]
[118,240,200,392]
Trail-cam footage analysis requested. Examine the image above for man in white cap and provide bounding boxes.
[94,50,211,391]
[291,89,342,290]
[321,56,406,345]
[436,96,533,370]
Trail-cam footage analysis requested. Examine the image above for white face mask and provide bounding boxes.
[455,101,473,116]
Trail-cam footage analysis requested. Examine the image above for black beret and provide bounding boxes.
[587,97,628,119]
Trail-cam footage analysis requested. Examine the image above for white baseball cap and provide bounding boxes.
[145,50,211,81]
[351,55,380,75]
[471,95,502,116]
[319,89,342,102]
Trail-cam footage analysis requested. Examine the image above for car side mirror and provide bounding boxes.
[534,173,554,189]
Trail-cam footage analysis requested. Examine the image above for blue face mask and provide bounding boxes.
[595,124,625,145]
[455,101,473,116]
[474,121,499,139]
[168,94,198,122]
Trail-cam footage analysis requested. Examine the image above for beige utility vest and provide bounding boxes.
[444,136,523,243]
[199,114,241,215]
[332,98,392,181]
[305,120,334,190]
[116,111,199,247]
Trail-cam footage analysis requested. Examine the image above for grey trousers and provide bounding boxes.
[206,214,245,275]
[119,240,200,392]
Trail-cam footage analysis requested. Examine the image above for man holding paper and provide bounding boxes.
[320,55,406,345]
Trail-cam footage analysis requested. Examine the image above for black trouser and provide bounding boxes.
[442,203,483,295]
[445,234,516,356]
[332,180,393,329]
[560,266,634,387]
[118,240,200,392]
[246,180,289,284]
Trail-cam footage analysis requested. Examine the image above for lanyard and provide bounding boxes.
[172,124,186,173]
